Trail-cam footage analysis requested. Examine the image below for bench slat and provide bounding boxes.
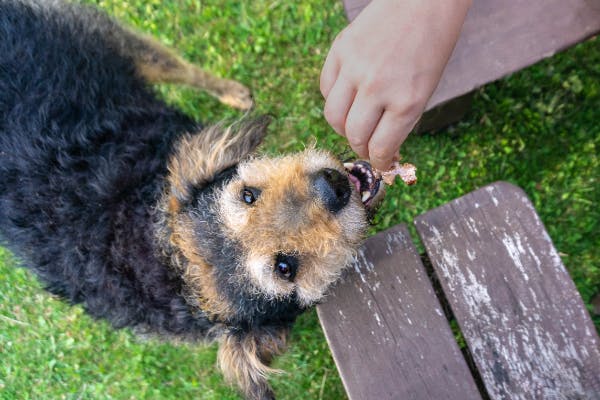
[341,0,600,111]
[317,224,481,400]
[415,182,600,399]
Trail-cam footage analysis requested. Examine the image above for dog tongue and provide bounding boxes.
[347,173,361,192]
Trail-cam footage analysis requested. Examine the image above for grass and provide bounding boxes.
[0,0,598,399]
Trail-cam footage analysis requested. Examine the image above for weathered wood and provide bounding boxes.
[414,92,473,134]
[341,0,600,124]
[415,181,600,400]
[341,0,370,22]
[317,224,481,400]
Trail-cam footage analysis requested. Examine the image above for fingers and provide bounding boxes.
[323,72,415,168]
[320,39,341,98]
[344,94,383,159]
[367,110,415,170]
[323,76,356,136]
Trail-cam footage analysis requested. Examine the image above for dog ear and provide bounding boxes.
[167,116,271,203]
[217,326,289,400]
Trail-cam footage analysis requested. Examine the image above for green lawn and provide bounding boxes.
[1,1,598,399]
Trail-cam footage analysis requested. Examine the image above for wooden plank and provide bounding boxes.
[415,181,600,400]
[414,92,473,134]
[341,0,600,111]
[342,0,369,21]
[317,224,481,400]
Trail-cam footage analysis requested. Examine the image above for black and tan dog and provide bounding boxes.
[0,1,384,399]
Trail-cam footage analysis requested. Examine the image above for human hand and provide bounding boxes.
[320,0,471,170]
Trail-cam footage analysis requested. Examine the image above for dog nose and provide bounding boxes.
[312,168,351,213]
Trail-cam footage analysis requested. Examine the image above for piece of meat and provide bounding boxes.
[376,161,417,186]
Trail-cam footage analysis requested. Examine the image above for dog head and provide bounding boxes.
[160,117,383,326]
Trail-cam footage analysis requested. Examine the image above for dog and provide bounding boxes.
[0,1,384,399]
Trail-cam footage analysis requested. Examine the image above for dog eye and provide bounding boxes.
[274,253,299,281]
[241,187,261,205]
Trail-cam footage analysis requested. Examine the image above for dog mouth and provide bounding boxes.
[344,161,382,207]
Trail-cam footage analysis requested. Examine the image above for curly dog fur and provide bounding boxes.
[0,1,381,399]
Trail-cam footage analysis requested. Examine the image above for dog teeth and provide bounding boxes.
[343,162,355,170]
[361,191,371,202]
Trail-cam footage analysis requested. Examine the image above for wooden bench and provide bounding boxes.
[340,0,600,131]
[317,182,600,399]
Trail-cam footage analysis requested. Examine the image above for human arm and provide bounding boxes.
[320,0,472,170]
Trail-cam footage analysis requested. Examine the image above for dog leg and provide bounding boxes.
[217,327,289,400]
[120,29,253,110]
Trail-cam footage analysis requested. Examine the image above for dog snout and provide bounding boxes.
[312,168,351,214]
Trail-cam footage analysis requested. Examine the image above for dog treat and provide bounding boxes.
[376,161,417,186]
